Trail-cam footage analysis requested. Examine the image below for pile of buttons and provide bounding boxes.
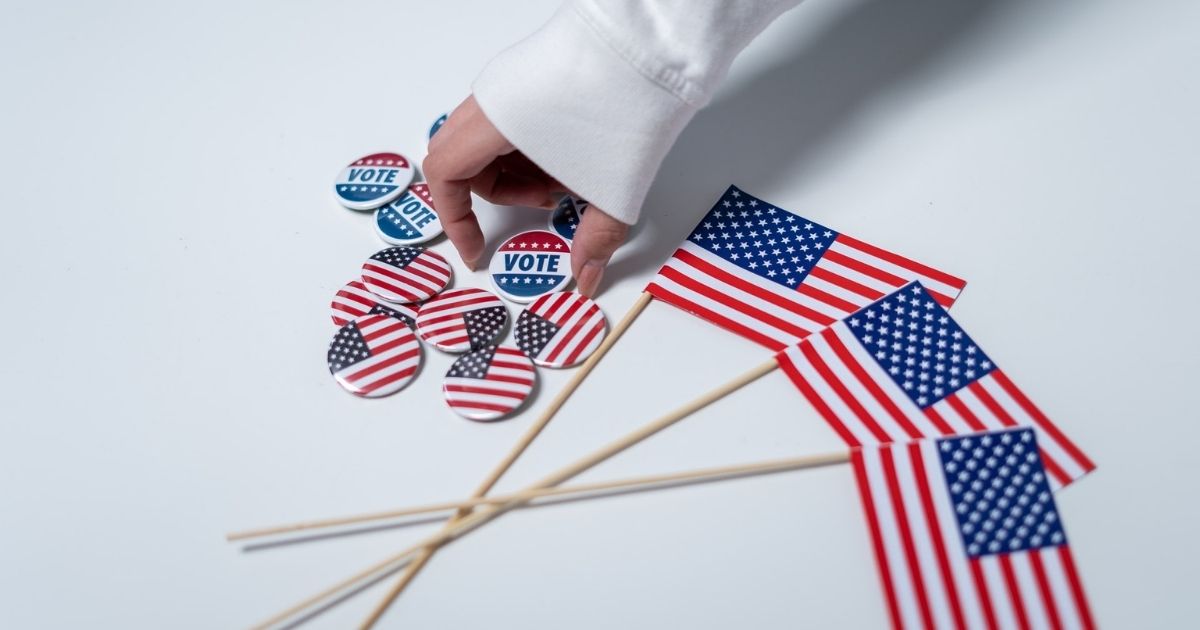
[325,116,606,422]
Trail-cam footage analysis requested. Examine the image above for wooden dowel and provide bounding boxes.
[358,291,653,629]
[251,354,779,630]
[245,292,651,630]
[228,451,851,542]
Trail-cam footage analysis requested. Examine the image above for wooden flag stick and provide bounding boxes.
[356,292,649,629]
[252,354,778,630]
[228,451,851,542]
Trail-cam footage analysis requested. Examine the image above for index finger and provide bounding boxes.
[423,96,514,269]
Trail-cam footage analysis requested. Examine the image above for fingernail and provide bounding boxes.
[576,260,605,297]
[463,256,478,272]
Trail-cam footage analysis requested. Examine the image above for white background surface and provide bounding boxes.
[2,0,1198,627]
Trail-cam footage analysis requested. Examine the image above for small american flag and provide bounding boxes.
[646,186,966,350]
[330,279,418,328]
[442,345,536,421]
[327,313,422,397]
[514,291,607,368]
[777,282,1094,489]
[853,428,1095,630]
[361,246,452,304]
[414,287,508,353]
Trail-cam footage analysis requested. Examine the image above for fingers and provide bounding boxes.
[423,96,514,269]
[570,207,629,298]
[468,161,557,209]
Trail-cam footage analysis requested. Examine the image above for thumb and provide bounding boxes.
[570,206,629,298]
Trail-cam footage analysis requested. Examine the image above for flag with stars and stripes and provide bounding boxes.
[514,291,607,368]
[327,313,422,397]
[415,288,508,353]
[442,345,536,421]
[360,246,452,304]
[777,282,1094,488]
[852,428,1095,630]
[645,185,967,350]
[330,279,419,328]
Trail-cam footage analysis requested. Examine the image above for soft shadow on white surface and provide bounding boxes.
[607,0,1008,288]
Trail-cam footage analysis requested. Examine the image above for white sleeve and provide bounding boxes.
[472,0,803,225]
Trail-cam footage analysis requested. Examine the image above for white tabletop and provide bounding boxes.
[2,0,1197,627]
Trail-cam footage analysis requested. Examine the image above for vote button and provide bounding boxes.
[488,230,572,304]
[334,152,415,211]
[375,183,443,245]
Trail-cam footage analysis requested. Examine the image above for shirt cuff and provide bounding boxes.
[472,3,698,225]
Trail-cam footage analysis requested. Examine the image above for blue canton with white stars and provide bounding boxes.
[686,185,839,290]
[371,246,421,269]
[937,428,1066,558]
[550,196,588,240]
[846,282,994,408]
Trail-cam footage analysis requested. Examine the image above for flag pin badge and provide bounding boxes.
[415,288,508,353]
[375,183,443,246]
[334,152,415,210]
[330,279,419,329]
[327,313,423,398]
[515,291,607,368]
[428,113,448,141]
[442,344,536,421]
[547,196,588,240]
[488,230,572,304]
[360,246,453,304]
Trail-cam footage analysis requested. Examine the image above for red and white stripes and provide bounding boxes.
[852,439,1095,630]
[442,346,536,421]
[522,292,607,368]
[360,248,452,304]
[646,236,966,351]
[777,324,1095,489]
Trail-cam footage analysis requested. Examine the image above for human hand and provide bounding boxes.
[423,96,629,297]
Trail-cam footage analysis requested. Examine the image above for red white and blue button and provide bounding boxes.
[488,230,572,304]
[334,152,414,210]
[360,246,453,304]
[428,113,448,141]
[548,196,588,240]
[375,183,443,245]
[442,344,536,421]
[328,313,422,398]
[415,288,508,353]
[515,291,607,368]
[330,279,420,329]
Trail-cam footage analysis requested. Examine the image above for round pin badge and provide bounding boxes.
[488,230,572,304]
[327,313,422,398]
[375,183,443,245]
[442,344,536,421]
[360,246,452,304]
[428,113,448,141]
[514,291,608,368]
[330,279,419,329]
[334,152,415,210]
[548,196,588,240]
[415,288,508,353]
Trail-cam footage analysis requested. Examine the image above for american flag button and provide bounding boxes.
[361,246,453,304]
[442,344,536,421]
[330,279,419,329]
[428,113,448,141]
[327,313,423,398]
[415,288,508,353]
[375,183,443,246]
[547,196,588,241]
[334,152,415,211]
[515,291,607,368]
[488,230,572,304]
